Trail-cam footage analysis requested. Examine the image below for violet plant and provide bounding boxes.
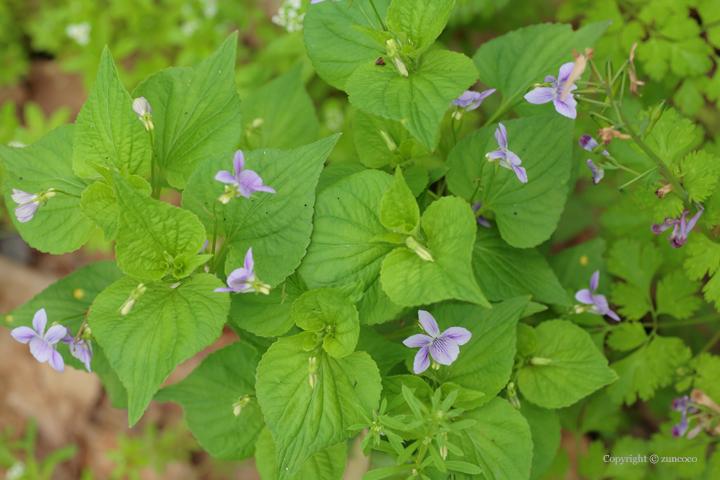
[2,0,720,479]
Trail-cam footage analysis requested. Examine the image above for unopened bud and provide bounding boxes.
[232,395,251,416]
[251,118,265,129]
[392,57,409,77]
[380,130,397,152]
[405,237,434,262]
[219,185,238,204]
[531,357,553,366]
[120,298,136,316]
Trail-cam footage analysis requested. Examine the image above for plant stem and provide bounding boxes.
[367,0,386,31]
[700,328,720,354]
[618,166,658,190]
[53,189,81,199]
[211,201,219,257]
[616,164,641,176]
[74,308,91,342]
[647,315,720,329]
[148,128,156,197]
[580,97,612,108]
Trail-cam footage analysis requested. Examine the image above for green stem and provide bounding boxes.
[367,0,387,31]
[211,201,219,257]
[647,315,720,329]
[148,128,156,197]
[53,189,81,199]
[618,166,657,190]
[616,164,641,176]
[580,97,612,108]
[700,328,720,354]
[154,166,164,200]
[482,103,513,128]
[451,116,458,145]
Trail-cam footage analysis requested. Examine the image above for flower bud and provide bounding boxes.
[232,395,251,416]
[380,130,397,152]
[308,356,319,389]
[406,237,434,262]
[392,57,409,77]
[120,298,136,316]
[251,118,265,129]
[530,357,553,365]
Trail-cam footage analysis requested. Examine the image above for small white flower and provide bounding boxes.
[66,22,91,46]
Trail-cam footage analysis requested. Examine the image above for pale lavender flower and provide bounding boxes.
[579,135,609,155]
[487,123,527,184]
[575,271,620,321]
[670,396,697,438]
[652,202,704,249]
[214,247,270,294]
[586,159,604,185]
[452,89,496,111]
[62,328,93,373]
[11,189,55,223]
[132,97,151,119]
[199,239,209,253]
[403,311,472,374]
[524,62,578,119]
[10,308,66,372]
[215,150,276,203]
[471,201,491,228]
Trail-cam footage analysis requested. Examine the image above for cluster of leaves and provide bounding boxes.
[2,0,720,479]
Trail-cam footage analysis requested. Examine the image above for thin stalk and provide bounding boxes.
[148,128,156,196]
[616,164,641,176]
[700,328,720,354]
[211,201,219,257]
[74,308,91,342]
[618,166,657,190]
[53,189,81,199]
[647,315,720,329]
[482,103,512,128]
[580,97,613,108]
[451,116,458,145]
[367,0,387,31]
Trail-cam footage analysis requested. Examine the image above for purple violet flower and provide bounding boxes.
[586,159,604,185]
[402,311,472,374]
[652,202,704,249]
[575,271,620,321]
[62,328,93,373]
[524,62,578,119]
[471,201,491,228]
[487,123,528,184]
[215,150,276,203]
[214,247,270,295]
[10,308,66,372]
[11,189,55,223]
[579,135,609,155]
[670,396,697,438]
[452,89,496,111]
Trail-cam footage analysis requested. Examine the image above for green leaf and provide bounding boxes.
[80,176,151,241]
[228,273,306,338]
[3,261,127,408]
[132,33,242,189]
[639,106,703,166]
[89,274,230,425]
[182,136,339,287]
[112,171,206,280]
[72,47,150,179]
[607,239,662,294]
[317,161,366,193]
[440,383,486,410]
[679,150,720,203]
[655,271,702,320]
[472,21,609,114]
[1,125,95,254]
[693,353,720,402]
[607,335,691,405]
[299,170,403,325]
[431,297,529,404]
[684,233,720,309]
[517,320,617,409]
[238,64,319,151]
[520,402,561,480]
[516,323,537,357]
[356,327,409,375]
[472,227,569,305]
[346,50,478,150]
[549,238,607,294]
[303,0,391,90]
[155,343,263,460]
[606,322,648,352]
[255,428,347,480]
[609,282,651,321]
[293,288,360,358]
[446,115,573,248]
[381,196,490,307]
[452,398,533,480]
[353,110,429,168]
[255,335,381,480]
[380,167,420,236]
[386,0,454,56]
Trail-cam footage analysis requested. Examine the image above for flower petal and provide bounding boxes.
[15,202,39,223]
[418,310,440,336]
[592,293,609,312]
[413,346,430,374]
[575,289,594,305]
[214,170,237,184]
[214,287,235,292]
[451,90,480,108]
[244,247,255,272]
[512,164,528,184]
[544,75,556,83]
[11,189,36,204]
[429,337,460,365]
[606,309,621,322]
[32,308,47,336]
[553,98,577,119]
[589,270,600,292]
[227,267,252,286]
[587,159,604,184]
[49,349,65,373]
[487,150,506,160]
[558,62,575,82]
[495,123,508,150]
[233,150,245,177]
[44,325,67,345]
[11,326,38,344]
[579,135,599,151]
[29,337,53,363]
[524,87,555,105]
[403,334,432,348]
[442,327,472,345]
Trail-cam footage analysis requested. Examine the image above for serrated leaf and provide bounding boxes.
[238,64,319,151]
[693,353,720,402]
[655,271,702,320]
[255,335,381,480]
[132,33,242,189]
[520,402,561,480]
[4,261,127,408]
[255,428,347,480]
[684,233,720,280]
[0,125,95,254]
[303,0,391,90]
[155,343,263,460]
[431,297,529,405]
[299,170,403,325]
[112,171,206,280]
[452,398,533,480]
[293,288,360,358]
[606,322,648,352]
[473,21,609,115]
[89,274,230,425]
[518,320,617,409]
[80,176,151,241]
[380,167,420,235]
[346,50,478,150]
[607,335,691,405]
[353,110,429,168]
[385,0,454,56]
[182,136,339,288]
[607,238,662,293]
[610,282,652,321]
[446,115,573,248]
[679,150,720,203]
[639,106,703,166]
[381,196,490,307]
[72,47,151,179]
[473,226,569,305]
